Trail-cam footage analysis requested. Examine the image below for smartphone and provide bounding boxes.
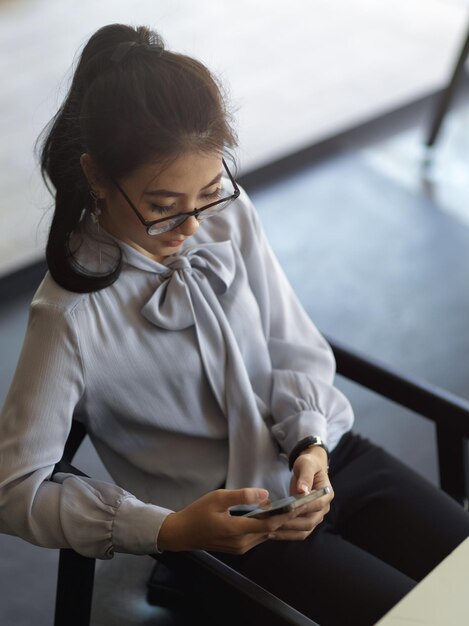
[243,486,331,520]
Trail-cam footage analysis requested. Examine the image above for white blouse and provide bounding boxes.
[0,185,354,559]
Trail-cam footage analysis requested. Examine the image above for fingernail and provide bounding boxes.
[256,489,269,501]
[299,483,310,494]
[268,533,276,540]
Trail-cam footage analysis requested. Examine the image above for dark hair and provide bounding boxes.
[37,23,238,293]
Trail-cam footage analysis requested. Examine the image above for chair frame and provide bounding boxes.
[52,336,469,626]
[426,23,469,148]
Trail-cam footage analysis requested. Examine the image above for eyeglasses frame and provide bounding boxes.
[111,158,240,235]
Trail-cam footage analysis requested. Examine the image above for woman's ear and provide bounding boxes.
[80,153,106,198]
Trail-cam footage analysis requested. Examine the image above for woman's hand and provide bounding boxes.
[270,446,334,541]
[157,487,306,554]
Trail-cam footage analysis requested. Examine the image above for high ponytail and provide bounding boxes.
[39,67,120,292]
[37,24,237,293]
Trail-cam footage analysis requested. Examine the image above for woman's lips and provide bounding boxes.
[164,239,185,247]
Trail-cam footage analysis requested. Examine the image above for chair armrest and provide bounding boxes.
[326,335,469,435]
[325,335,469,506]
[155,549,320,626]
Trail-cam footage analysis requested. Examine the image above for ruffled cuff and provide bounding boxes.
[111,496,173,557]
[53,473,173,558]
[270,409,328,457]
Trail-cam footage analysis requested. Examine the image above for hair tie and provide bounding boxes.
[110,41,163,63]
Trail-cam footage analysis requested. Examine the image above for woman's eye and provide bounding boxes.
[148,187,221,215]
[202,187,222,201]
[150,203,176,215]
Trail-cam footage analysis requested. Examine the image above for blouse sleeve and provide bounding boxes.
[0,301,172,559]
[237,186,354,455]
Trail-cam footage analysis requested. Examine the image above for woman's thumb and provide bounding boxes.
[294,459,315,494]
[217,488,269,510]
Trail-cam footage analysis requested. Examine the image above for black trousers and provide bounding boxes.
[214,432,469,626]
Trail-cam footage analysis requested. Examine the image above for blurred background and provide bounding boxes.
[1,0,469,624]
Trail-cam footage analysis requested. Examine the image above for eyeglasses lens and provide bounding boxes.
[147,198,235,235]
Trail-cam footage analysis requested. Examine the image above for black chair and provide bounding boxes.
[52,336,469,626]
[426,22,469,148]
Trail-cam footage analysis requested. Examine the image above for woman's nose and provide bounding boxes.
[175,215,200,236]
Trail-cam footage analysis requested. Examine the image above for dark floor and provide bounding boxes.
[1,97,469,624]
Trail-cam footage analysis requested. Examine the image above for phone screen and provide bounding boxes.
[242,486,331,519]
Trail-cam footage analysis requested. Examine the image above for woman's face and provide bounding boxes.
[83,151,224,263]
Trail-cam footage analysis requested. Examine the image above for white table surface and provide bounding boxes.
[375,536,469,625]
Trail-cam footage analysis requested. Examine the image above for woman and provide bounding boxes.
[0,23,468,626]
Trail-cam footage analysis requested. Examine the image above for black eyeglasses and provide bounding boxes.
[112,158,240,236]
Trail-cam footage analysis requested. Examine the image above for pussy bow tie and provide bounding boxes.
[140,238,289,494]
[141,240,236,330]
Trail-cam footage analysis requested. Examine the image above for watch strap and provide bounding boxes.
[288,436,330,471]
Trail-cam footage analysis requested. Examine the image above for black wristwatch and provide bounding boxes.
[288,436,330,471]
